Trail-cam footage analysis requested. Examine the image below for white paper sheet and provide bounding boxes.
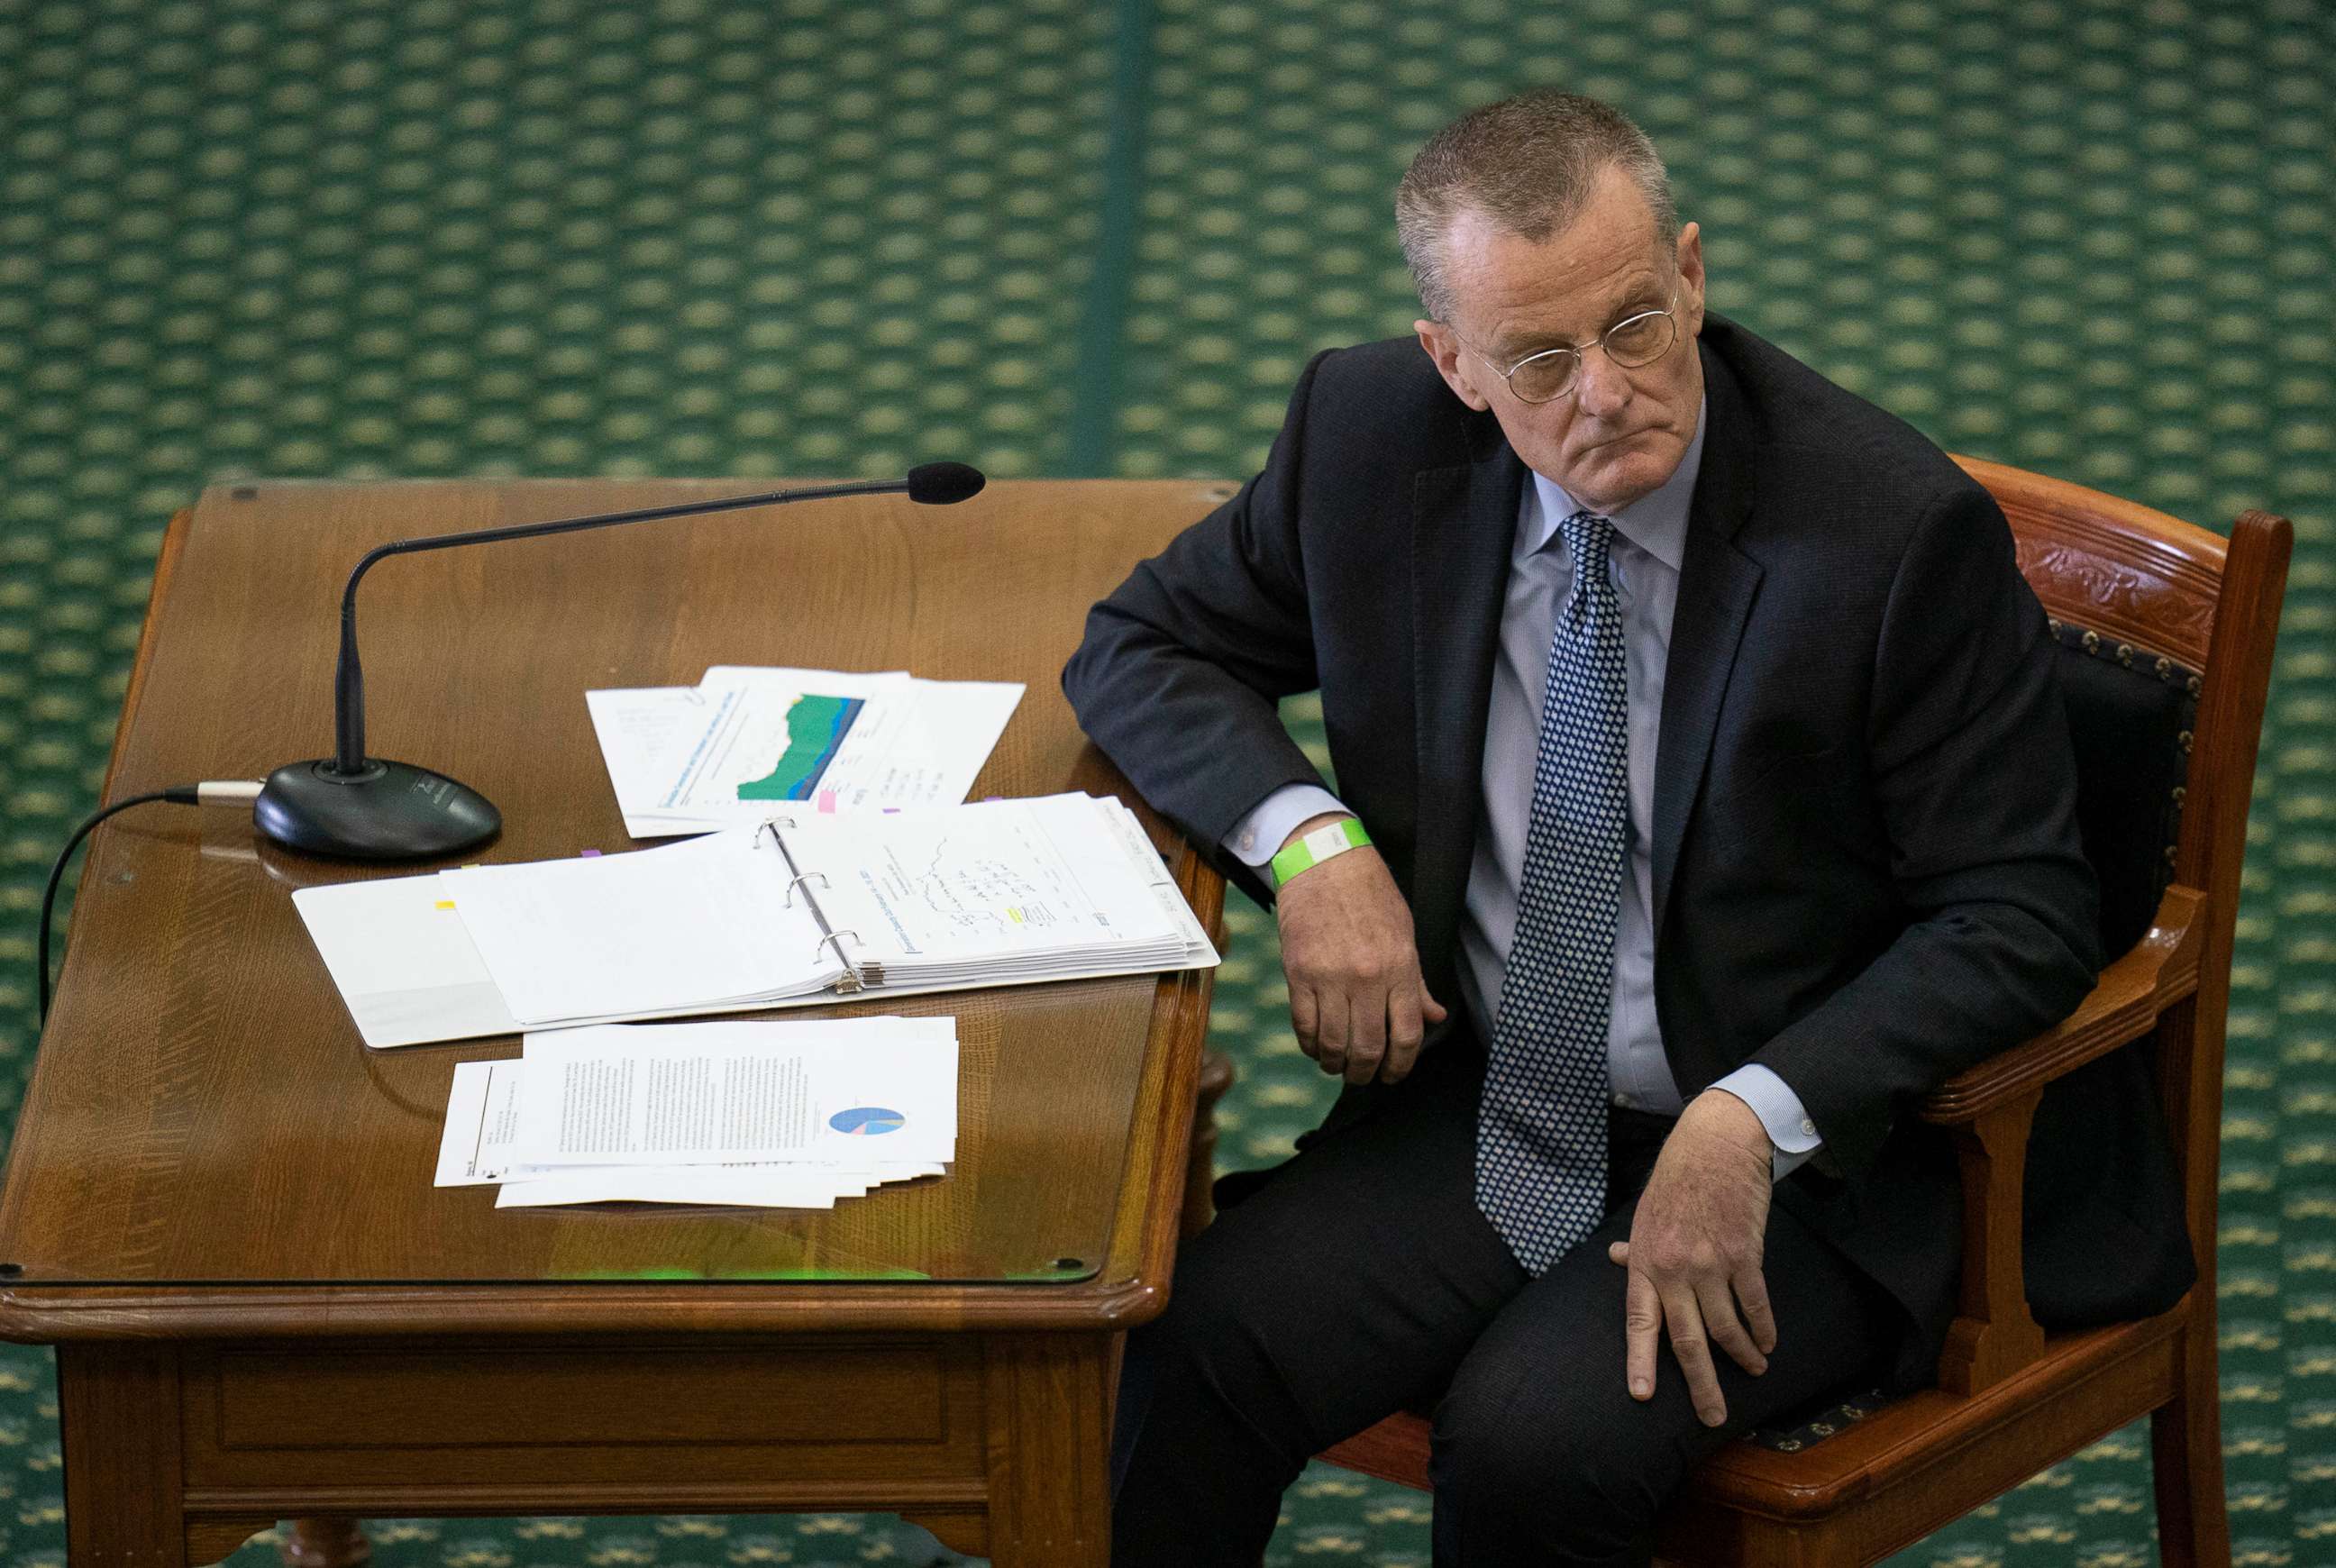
[436,1044,951,1209]
[433,1058,526,1185]
[583,683,715,827]
[294,876,521,1048]
[1098,794,1219,959]
[589,666,1024,838]
[791,792,1183,971]
[511,1017,960,1166]
[437,828,829,1026]
[491,1160,945,1208]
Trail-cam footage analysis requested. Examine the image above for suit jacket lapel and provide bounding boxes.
[1651,342,1764,935]
[1409,429,1525,987]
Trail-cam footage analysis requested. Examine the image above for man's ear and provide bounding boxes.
[1675,221,1707,339]
[1415,320,1492,412]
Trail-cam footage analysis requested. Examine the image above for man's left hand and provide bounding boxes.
[1606,1089,1776,1428]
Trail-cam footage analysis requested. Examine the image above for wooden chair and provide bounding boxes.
[1185,458,2293,1567]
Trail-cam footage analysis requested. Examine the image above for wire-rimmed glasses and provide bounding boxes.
[1468,286,1682,405]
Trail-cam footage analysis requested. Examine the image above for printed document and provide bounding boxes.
[432,1016,958,1208]
[510,1017,957,1166]
[588,666,1023,838]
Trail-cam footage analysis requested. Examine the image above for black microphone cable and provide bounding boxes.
[35,780,266,1025]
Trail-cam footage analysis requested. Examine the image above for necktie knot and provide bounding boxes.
[1557,508,1614,563]
[1557,509,1616,627]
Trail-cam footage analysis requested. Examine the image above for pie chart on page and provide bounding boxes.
[830,1107,906,1136]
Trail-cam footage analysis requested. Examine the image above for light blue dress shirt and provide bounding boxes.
[1227,401,1822,1178]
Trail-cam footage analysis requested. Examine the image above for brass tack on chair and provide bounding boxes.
[2118,643,2134,666]
[2173,785,2186,807]
[2157,656,2174,681]
[2180,730,2194,752]
[2189,675,2204,697]
[2082,629,2101,655]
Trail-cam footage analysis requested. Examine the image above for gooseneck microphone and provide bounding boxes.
[255,462,988,861]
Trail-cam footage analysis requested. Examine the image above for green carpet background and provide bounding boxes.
[2,0,2329,1563]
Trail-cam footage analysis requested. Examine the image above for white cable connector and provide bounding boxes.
[196,779,267,806]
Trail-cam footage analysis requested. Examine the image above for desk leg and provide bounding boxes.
[282,1519,372,1568]
[984,1335,1113,1566]
[58,1344,188,1568]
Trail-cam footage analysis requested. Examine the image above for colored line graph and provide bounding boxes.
[737,694,864,801]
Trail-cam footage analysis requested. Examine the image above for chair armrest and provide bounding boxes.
[1920,885,2205,1127]
[1916,884,2204,1395]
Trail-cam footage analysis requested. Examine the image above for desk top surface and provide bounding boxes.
[0,477,1230,1338]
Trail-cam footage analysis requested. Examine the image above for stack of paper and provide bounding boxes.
[588,665,1024,838]
[433,1016,957,1208]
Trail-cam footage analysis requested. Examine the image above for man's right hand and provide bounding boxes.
[1275,813,1447,1085]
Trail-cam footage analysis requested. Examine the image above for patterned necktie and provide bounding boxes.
[1476,508,1629,1276]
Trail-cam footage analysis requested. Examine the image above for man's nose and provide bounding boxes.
[1574,347,1631,418]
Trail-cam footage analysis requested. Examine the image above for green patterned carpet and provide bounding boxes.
[2,1,2330,1563]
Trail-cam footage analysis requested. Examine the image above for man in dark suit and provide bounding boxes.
[1063,91,2192,1567]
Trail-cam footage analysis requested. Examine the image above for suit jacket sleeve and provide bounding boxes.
[1747,483,2112,1182]
[1750,482,2103,1181]
[1062,349,1342,901]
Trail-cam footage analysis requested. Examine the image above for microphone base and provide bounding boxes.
[255,759,502,861]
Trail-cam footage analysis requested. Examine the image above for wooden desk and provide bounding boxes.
[0,478,1229,1567]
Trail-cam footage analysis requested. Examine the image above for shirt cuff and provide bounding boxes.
[1224,784,1351,869]
[1710,1064,1823,1182]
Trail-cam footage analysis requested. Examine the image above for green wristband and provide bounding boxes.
[1272,817,1372,888]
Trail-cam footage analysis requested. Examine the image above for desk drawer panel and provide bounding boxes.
[184,1338,983,1490]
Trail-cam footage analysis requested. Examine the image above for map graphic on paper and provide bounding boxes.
[736,694,865,802]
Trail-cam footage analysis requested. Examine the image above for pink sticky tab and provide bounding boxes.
[816,789,838,813]
[579,849,601,858]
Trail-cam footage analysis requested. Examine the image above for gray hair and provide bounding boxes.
[1396,90,1680,324]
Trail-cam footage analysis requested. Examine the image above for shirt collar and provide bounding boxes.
[1522,395,1706,573]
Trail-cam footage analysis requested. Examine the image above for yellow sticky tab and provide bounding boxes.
[435,899,457,910]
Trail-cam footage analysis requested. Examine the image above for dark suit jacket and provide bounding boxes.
[1064,315,2194,1390]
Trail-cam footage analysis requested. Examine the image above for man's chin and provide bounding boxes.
[1565,443,1676,513]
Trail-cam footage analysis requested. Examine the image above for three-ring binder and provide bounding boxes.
[757,818,882,993]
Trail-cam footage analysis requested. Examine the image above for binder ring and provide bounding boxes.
[783,871,830,907]
[815,930,862,965]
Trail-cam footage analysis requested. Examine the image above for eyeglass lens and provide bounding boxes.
[1510,310,1677,403]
